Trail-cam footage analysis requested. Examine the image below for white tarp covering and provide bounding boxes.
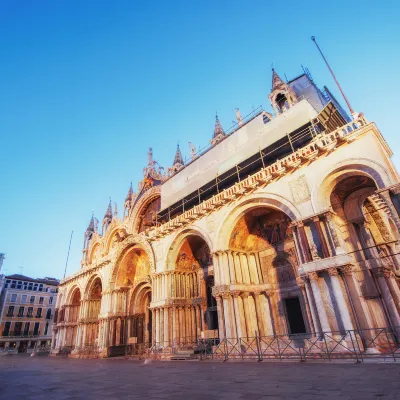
[161,100,318,210]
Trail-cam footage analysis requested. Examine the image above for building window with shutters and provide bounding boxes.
[36,308,42,318]
[33,323,40,336]
[3,322,11,336]
[7,306,14,317]
[24,322,30,336]
[18,306,24,317]
[27,307,33,317]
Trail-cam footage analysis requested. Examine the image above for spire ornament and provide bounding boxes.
[211,113,225,145]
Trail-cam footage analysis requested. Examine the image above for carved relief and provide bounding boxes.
[364,199,391,242]
[289,175,310,204]
[230,209,293,252]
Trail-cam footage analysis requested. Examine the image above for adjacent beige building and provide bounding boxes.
[52,69,400,358]
[0,274,59,353]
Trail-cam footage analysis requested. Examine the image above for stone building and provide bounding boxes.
[52,69,400,358]
[0,274,59,353]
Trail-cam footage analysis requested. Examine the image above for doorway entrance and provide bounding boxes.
[284,297,306,334]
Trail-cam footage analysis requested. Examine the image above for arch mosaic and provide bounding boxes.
[128,186,161,234]
[84,274,103,300]
[165,227,213,271]
[215,193,301,250]
[66,285,82,305]
[111,234,156,284]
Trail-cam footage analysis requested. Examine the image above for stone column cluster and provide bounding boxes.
[212,250,263,286]
[213,289,274,340]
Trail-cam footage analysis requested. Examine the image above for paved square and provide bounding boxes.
[0,356,399,399]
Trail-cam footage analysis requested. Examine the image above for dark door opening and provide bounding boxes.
[284,297,306,334]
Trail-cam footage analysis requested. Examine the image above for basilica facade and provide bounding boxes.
[52,69,400,358]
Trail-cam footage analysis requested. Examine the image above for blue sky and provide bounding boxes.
[1,0,399,279]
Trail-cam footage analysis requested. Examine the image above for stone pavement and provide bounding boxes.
[0,356,400,399]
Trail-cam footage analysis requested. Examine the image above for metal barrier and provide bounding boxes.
[195,328,400,362]
[64,326,400,362]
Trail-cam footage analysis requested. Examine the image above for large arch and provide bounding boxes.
[213,194,311,337]
[128,186,161,234]
[127,282,152,344]
[165,227,214,271]
[215,193,301,251]
[312,159,393,213]
[64,286,82,348]
[112,234,156,283]
[83,275,103,346]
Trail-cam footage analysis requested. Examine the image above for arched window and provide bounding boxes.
[275,93,289,113]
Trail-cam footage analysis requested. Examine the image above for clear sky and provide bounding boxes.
[1,0,399,279]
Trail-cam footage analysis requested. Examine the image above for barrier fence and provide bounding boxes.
[55,327,400,362]
[123,327,400,362]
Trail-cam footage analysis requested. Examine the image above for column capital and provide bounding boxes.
[376,266,393,279]
[231,290,241,298]
[240,291,250,299]
[327,267,339,277]
[312,216,321,223]
[307,271,319,281]
[341,264,354,275]
[221,292,231,300]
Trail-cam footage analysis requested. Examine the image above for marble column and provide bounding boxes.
[296,277,316,334]
[325,212,346,255]
[233,252,243,284]
[155,309,160,344]
[375,267,400,338]
[241,292,251,338]
[253,292,265,337]
[215,295,225,339]
[226,251,236,284]
[172,306,177,344]
[327,267,354,331]
[313,216,330,258]
[232,291,245,339]
[308,272,331,333]
[163,307,169,347]
[298,222,312,263]
[385,270,400,313]
[191,307,197,340]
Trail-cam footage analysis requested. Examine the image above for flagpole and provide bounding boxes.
[311,36,355,116]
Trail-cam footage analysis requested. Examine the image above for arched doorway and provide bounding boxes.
[329,174,400,334]
[174,235,217,340]
[128,284,152,345]
[66,288,81,348]
[85,277,102,346]
[114,246,152,348]
[228,207,306,336]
